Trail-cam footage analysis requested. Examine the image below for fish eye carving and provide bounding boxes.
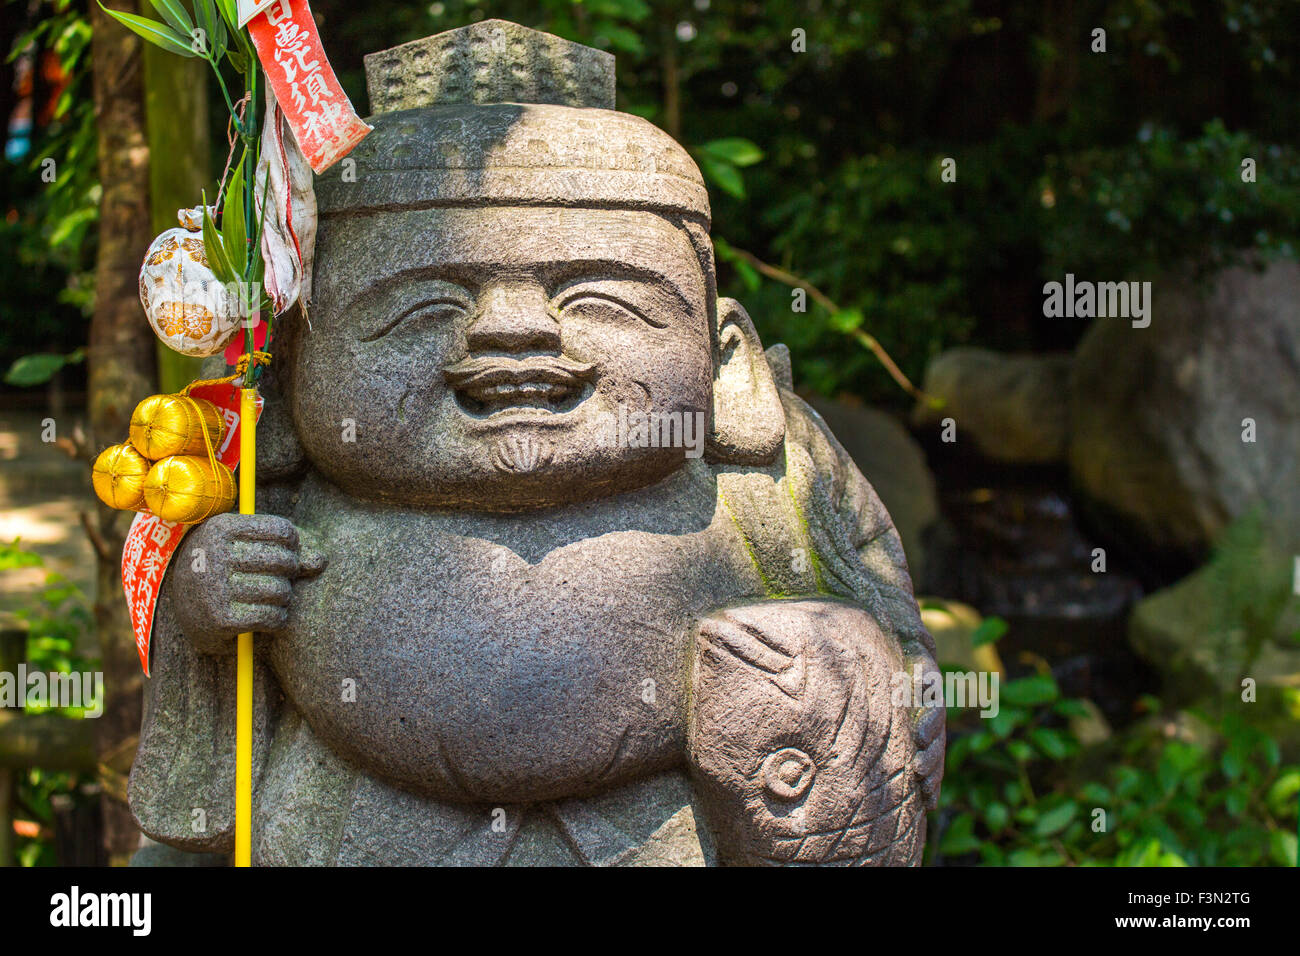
[760,747,816,801]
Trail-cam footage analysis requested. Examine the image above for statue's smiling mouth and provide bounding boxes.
[444,355,596,416]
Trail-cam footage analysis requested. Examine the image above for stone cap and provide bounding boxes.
[316,103,710,226]
[364,19,616,114]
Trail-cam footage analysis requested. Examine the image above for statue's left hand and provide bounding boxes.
[168,513,327,654]
[689,598,939,866]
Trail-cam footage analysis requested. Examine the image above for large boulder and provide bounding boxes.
[1128,520,1300,703]
[1069,260,1300,560]
[807,397,938,582]
[912,348,1072,464]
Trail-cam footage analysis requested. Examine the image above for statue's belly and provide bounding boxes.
[272,525,750,803]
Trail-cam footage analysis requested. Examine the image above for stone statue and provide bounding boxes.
[128,20,944,866]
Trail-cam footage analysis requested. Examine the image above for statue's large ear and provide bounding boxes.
[707,298,786,465]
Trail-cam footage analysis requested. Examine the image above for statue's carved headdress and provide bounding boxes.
[316,20,710,227]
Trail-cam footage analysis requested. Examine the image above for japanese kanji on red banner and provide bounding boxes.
[122,383,263,676]
[247,0,371,173]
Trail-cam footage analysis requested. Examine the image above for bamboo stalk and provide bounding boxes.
[235,387,257,867]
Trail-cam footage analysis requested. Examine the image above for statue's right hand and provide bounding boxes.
[169,513,327,654]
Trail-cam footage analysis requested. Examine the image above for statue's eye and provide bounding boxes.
[556,287,668,329]
[361,298,468,341]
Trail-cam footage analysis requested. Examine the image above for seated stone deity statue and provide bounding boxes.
[128,20,944,866]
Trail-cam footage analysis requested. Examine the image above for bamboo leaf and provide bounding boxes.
[96,4,198,58]
[699,137,765,168]
[250,164,270,287]
[192,0,218,58]
[695,154,745,199]
[5,351,83,388]
[202,193,238,284]
[222,153,249,277]
[208,3,228,61]
[144,0,193,37]
[215,0,239,31]
[193,0,217,33]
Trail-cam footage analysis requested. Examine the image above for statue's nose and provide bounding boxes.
[465,283,561,353]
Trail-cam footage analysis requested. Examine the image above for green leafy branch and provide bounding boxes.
[692,137,764,200]
[684,136,935,405]
[713,237,936,405]
[99,0,270,385]
[3,349,85,387]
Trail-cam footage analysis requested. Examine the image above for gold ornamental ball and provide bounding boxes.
[130,394,227,460]
[91,443,152,512]
[143,455,236,525]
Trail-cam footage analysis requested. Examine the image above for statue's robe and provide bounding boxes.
[128,352,936,866]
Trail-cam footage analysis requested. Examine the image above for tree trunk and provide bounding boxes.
[0,629,21,867]
[88,0,156,866]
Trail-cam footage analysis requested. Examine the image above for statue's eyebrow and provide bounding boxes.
[347,268,478,312]
[351,259,699,314]
[542,260,698,313]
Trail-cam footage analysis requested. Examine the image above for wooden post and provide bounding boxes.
[0,626,26,867]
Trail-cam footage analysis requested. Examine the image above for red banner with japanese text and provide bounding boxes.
[247,0,371,173]
[122,383,263,676]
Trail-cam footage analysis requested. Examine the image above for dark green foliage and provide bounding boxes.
[1043,120,1300,281]
[936,687,1300,866]
[931,620,1300,867]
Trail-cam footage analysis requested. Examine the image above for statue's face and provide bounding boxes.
[293,206,713,510]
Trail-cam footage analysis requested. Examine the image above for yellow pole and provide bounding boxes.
[235,387,257,867]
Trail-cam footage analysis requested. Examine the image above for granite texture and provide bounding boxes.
[364,19,616,113]
[128,20,941,866]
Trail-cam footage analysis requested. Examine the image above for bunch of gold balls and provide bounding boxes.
[92,394,236,525]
